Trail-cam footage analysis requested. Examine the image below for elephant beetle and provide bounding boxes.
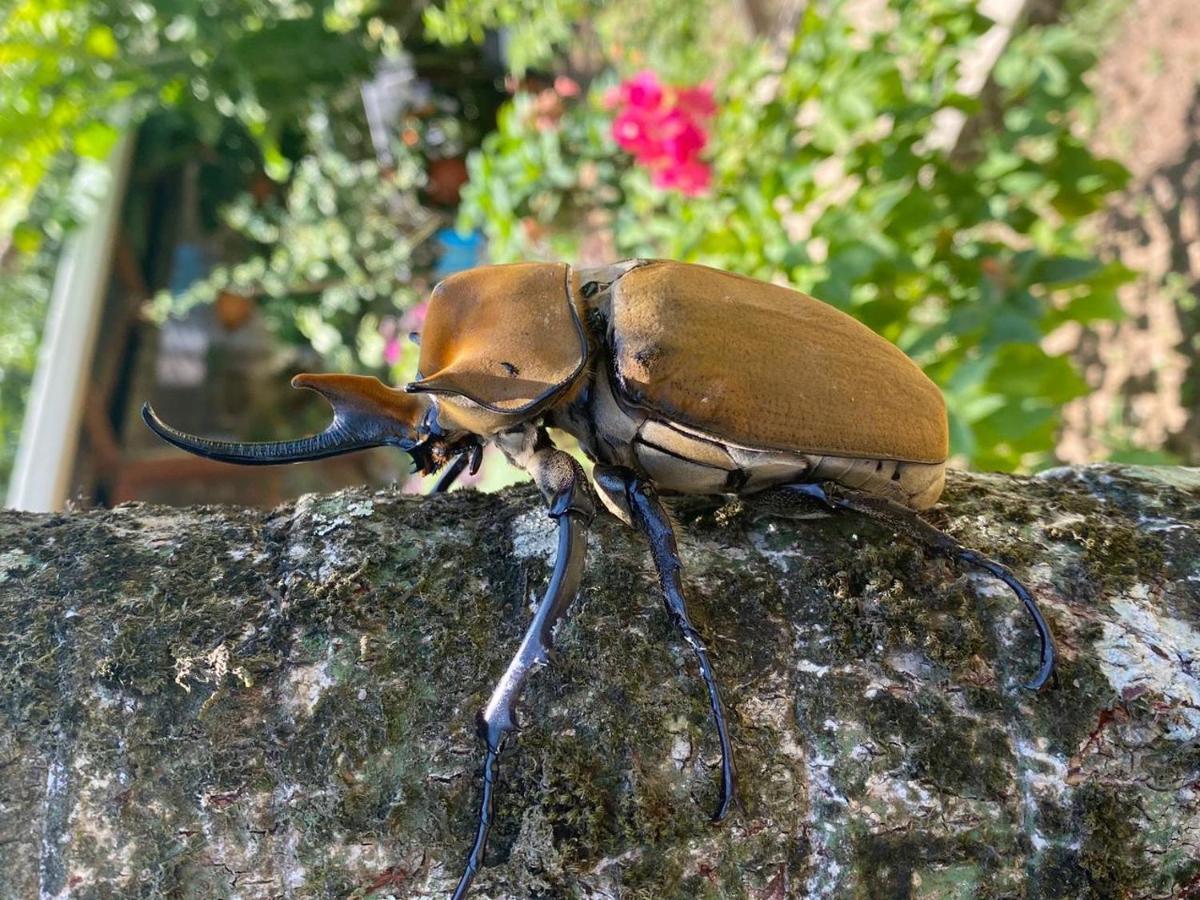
[143,259,1055,898]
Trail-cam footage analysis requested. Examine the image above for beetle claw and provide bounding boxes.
[957,549,1056,692]
[430,451,470,493]
[451,743,500,900]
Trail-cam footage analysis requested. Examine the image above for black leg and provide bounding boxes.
[431,452,469,494]
[452,452,593,900]
[773,482,1055,691]
[432,444,482,494]
[594,465,736,823]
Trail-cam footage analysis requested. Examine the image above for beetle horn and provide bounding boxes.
[142,373,430,465]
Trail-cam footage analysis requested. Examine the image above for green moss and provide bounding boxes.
[1044,517,1165,597]
[910,863,983,899]
[1028,651,1110,756]
[1027,846,1089,899]
[859,691,1014,800]
[850,827,1013,900]
[1074,783,1145,896]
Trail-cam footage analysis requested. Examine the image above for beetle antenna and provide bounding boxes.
[775,483,1056,691]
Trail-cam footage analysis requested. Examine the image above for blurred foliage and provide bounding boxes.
[459,0,1136,471]
[424,0,730,79]
[0,0,410,491]
[0,0,493,492]
[0,0,404,234]
[156,134,438,374]
[0,0,1142,487]
[424,0,585,75]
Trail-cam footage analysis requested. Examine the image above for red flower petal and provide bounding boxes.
[625,70,664,111]
[676,84,716,119]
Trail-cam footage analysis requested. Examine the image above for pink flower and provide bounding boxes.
[379,315,401,363]
[612,108,661,161]
[554,75,580,97]
[653,158,712,196]
[624,70,664,111]
[657,109,706,165]
[607,69,716,197]
[383,337,402,365]
[401,300,428,333]
[676,84,716,119]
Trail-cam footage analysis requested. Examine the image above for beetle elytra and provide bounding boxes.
[144,259,1055,898]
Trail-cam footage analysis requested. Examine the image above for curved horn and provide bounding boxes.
[142,374,428,466]
[141,404,380,465]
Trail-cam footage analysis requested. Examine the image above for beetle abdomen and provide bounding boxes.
[608,261,948,466]
[804,453,945,510]
[634,420,944,508]
[554,364,944,509]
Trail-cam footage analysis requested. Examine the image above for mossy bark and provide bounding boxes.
[1,465,1198,899]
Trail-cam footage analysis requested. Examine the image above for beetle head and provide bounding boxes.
[404,263,588,428]
[143,373,474,476]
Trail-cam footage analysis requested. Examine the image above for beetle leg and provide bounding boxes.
[431,452,470,494]
[771,482,1055,691]
[594,465,736,823]
[431,443,483,495]
[452,447,594,900]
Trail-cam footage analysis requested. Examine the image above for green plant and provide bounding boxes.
[459,0,1134,471]
[0,0,416,494]
[423,0,728,79]
[155,138,438,375]
[423,0,588,75]
[0,0,406,235]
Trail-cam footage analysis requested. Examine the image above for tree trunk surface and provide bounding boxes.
[1,465,1198,899]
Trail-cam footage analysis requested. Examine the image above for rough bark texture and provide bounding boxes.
[1,465,1198,899]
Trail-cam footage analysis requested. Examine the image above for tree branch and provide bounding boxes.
[1,465,1198,897]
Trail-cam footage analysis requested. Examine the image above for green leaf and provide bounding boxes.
[72,120,119,159]
[1030,256,1102,285]
[985,344,1088,404]
[84,26,118,59]
[1059,288,1124,325]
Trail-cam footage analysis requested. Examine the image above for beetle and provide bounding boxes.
[143,259,1055,898]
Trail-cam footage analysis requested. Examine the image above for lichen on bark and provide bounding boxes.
[1,465,1198,898]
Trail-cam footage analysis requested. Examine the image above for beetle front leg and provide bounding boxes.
[431,452,469,494]
[431,443,482,494]
[451,445,594,900]
[594,465,736,823]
